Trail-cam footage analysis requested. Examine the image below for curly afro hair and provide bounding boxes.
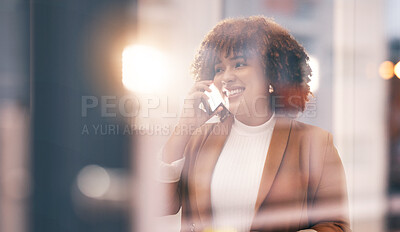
[191,16,312,116]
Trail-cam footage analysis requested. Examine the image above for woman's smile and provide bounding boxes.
[222,86,245,99]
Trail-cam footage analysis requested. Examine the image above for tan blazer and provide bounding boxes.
[162,116,351,232]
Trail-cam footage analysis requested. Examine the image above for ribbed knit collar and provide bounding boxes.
[232,112,276,136]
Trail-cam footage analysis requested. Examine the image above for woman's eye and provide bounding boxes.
[215,68,223,73]
[235,62,246,68]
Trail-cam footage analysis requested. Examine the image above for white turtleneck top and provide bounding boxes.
[210,115,276,232]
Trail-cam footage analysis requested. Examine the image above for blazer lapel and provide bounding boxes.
[253,117,293,214]
[193,116,233,227]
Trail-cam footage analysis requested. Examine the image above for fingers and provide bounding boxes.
[191,91,209,100]
[185,92,209,108]
[189,80,213,94]
[210,106,224,117]
[181,93,210,119]
[179,80,217,128]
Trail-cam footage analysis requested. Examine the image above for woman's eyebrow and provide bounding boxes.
[230,55,245,61]
[214,56,245,66]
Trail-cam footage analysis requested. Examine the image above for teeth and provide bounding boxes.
[226,88,244,97]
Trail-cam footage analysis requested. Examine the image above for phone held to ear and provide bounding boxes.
[201,83,229,115]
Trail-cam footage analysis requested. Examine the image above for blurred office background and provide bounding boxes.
[0,0,399,231]
[1,0,135,231]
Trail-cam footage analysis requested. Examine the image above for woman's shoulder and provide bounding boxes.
[290,119,333,144]
[290,120,339,166]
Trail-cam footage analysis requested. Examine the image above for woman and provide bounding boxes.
[158,16,351,232]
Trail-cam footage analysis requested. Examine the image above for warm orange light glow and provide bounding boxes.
[379,61,394,80]
[395,61,400,79]
[122,45,169,93]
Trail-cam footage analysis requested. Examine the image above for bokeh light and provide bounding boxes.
[394,61,400,79]
[122,44,169,94]
[77,165,110,198]
[379,61,394,80]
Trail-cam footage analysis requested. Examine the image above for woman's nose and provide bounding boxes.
[221,69,236,84]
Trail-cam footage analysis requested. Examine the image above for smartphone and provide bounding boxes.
[202,83,228,114]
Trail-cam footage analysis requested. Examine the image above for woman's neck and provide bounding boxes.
[234,110,274,126]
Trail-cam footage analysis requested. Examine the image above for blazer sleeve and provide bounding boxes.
[155,149,184,216]
[157,181,182,216]
[156,124,212,216]
[310,133,352,232]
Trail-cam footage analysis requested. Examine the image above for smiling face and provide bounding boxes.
[213,52,271,122]
[192,17,313,120]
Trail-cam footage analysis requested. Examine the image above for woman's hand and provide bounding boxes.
[177,80,222,132]
[162,80,223,164]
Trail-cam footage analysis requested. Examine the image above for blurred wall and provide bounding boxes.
[30,0,136,231]
[0,0,30,232]
[333,0,386,231]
